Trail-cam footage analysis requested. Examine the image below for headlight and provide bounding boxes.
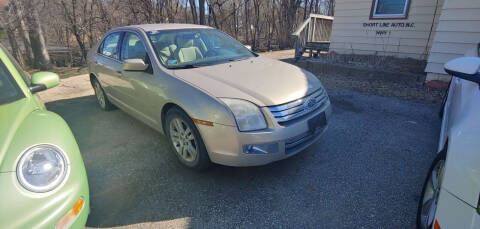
[221,98,267,131]
[17,144,69,193]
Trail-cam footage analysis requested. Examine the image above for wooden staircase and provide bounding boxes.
[292,14,334,61]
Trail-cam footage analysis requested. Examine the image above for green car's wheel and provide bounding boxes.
[92,78,115,111]
[166,107,211,170]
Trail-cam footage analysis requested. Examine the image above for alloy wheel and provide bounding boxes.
[419,159,445,229]
[94,81,105,108]
[169,118,198,162]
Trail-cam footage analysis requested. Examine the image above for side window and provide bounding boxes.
[100,32,122,59]
[121,33,147,61]
[371,0,410,19]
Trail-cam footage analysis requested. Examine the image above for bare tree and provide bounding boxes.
[59,0,88,62]
[10,0,33,65]
[199,0,206,25]
[0,6,24,65]
[23,0,51,70]
[2,0,335,68]
[189,0,198,24]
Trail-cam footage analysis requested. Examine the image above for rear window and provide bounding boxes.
[0,60,24,105]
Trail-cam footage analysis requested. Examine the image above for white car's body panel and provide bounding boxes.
[435,189,480,228]
[440,77,480,207]
[432,52,480,228]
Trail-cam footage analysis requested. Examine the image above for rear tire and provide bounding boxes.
[92,78,116,111]
[416,150,446,229]
[165,107,211,170]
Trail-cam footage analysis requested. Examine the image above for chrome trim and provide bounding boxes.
[267,89,327,123]
[268,90,323,112]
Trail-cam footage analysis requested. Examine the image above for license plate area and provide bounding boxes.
[308,112,327,135]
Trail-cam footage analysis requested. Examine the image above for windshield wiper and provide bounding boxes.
[169,64,199,69]
[227,56,251,62]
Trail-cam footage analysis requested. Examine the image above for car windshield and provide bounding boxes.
[147,29,255,69]
[0,60,23,105]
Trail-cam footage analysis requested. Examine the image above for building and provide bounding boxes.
[329,0,480,82]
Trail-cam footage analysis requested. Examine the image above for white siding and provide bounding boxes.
[330,0,444,59]
[425,0,480,81]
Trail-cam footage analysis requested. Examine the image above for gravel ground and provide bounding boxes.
[44,88,440,228]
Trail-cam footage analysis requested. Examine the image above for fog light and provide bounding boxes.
[244,143,279,154]
[56,197,84,229]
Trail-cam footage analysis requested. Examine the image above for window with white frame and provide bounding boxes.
[371,0,410,19]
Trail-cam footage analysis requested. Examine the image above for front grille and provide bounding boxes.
[285,131,313,153]
[267,89,327,124]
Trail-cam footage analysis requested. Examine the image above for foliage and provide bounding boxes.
[1,0,335,68]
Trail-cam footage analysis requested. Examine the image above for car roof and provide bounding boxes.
[114,23,213,32]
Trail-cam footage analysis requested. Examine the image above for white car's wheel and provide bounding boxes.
[417,151,446,229]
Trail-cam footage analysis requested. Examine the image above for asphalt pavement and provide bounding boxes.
[45,88,440,228]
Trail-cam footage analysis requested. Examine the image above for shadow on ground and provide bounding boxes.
[45,90,440,228]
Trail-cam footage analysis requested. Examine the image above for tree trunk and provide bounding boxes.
[10,0,33,66]
[24,0,51,70]
[303,0,308,20]
[327,0,335,16]
[189,0,198,24]
[95,0,111,33]
[252,0,261,50]
[0,16,24,66]
[60,0,87,62]
[233,1,238,39]
[208,2,219,28]
[199,0,206,25]
[244,0,250,45]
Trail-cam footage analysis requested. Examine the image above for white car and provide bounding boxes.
[417,45,480,229]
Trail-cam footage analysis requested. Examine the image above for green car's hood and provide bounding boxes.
[0,98,38,171]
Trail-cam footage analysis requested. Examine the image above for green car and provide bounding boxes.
[0,45,89,228]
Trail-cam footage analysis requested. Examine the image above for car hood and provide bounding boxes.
[0,98,37,170]
[172,56,322,106]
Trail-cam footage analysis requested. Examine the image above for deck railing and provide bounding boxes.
[292,14,334,60]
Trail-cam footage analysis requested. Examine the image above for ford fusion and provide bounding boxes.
[88,24,331,169]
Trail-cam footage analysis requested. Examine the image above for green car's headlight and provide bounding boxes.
[17,144,69,193]
[221,98,267,132]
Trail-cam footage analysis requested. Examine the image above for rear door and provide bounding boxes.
[94,32,124,103]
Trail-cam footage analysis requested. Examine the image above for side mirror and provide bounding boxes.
[444,57,480,84]
[123,59,148,71]
[244,45,252,51]
[29,72,60,93]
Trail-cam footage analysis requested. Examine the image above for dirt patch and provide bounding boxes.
[37,74,93,103]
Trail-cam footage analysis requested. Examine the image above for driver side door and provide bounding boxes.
[120,32,162,128]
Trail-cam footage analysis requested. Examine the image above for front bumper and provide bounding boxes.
[434,188,480,229]
[0,166,89,228]
[197,101,332,167]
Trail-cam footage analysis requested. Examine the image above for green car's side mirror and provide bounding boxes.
[29,72,60,93]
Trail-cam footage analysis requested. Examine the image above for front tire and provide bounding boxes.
[92,78,115,111]
[165,107,211,170]
[416,151,446,229]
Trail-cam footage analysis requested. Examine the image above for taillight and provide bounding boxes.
[434,219,441,229]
